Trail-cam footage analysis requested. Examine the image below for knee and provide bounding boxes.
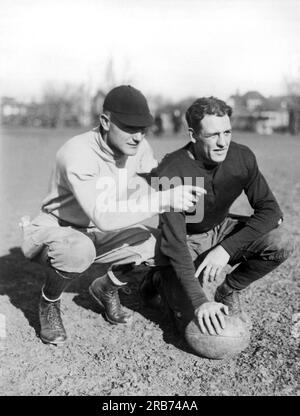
[47,234,96,273]
[262,228,295,263]
[280,239,295,261]
[130,231,160,265]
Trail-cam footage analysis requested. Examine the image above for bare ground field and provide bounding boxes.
[0,127,299,396]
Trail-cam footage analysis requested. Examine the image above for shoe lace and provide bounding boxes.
[47,302,64,329]
[105,287,128,318]
[109,290,122,313]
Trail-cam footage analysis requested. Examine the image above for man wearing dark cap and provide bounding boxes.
[21,85,204,345]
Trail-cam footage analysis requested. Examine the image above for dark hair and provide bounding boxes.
[185,96,232,134]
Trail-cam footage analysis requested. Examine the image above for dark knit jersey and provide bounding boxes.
[152,141,283,309]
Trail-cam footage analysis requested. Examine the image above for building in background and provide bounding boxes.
[1,97,28,126]
[228,91,289,135]
[1,84,92,128]
[1,88,299,136]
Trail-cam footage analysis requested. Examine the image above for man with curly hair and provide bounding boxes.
[141,96,293,339]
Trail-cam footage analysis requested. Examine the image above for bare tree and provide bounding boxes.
[285,77,300,135]
[41,82,91,128]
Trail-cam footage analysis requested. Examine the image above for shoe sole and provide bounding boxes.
[88,285,132,325]
[40,336,67,346]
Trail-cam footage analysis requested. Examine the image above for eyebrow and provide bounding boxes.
[204,129,232,136]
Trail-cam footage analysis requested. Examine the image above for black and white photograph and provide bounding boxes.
[0,0,299,398]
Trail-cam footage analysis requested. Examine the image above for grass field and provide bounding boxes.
[0,126,299,396]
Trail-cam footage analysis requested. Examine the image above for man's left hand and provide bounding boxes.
[195,245,230,284]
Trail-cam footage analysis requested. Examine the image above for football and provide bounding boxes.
[184,314,251,360]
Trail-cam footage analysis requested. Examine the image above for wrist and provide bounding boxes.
[218,243,231,259]
[194,300,209,313]
[219,242,233,258]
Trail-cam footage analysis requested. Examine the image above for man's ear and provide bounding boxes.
[99,113,110,132]
[188,128,196,143]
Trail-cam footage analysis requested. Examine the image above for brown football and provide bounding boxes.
[185,314,251,359]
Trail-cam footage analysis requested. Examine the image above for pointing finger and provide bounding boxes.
[184,185,207,196]
[191,185,207,195]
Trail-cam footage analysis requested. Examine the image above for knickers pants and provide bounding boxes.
[158,214,294,333]
[21,212,162,274]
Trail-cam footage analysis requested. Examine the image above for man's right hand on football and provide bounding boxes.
[195,301,229,335]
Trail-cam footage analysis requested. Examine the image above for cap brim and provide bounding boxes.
[110,111,154,128]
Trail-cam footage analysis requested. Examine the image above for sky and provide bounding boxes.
[0,0,300,102]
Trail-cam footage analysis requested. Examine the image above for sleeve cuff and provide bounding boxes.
[219,240,236,259]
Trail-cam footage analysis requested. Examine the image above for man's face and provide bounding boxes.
[193,114,232,164]
[104,115,146,157]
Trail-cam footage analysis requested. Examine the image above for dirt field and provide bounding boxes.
[0,127,299,396]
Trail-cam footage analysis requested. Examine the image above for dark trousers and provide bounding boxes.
[158,214,293,328]
[190,214,293,290]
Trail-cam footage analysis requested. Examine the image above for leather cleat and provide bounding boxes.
[215,280,243,315]
[39,297,67,345]
[89,274,133,325]
[215,280,252,329]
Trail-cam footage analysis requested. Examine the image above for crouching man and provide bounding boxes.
[20,85,205,345]
[140,96,293,342]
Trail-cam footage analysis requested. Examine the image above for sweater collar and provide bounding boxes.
[93,126,128,168]
[186,142,220,171]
